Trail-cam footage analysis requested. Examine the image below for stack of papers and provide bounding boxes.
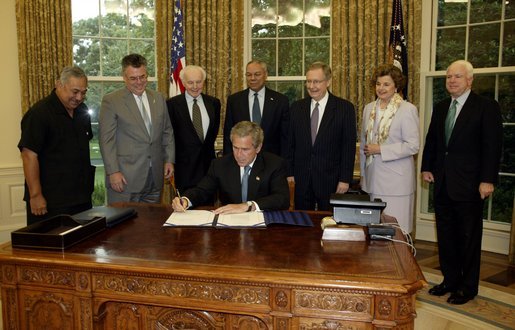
[163,210,313,228]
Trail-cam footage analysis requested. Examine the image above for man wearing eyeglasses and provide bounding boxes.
[287,62,357,211]
[99,53,175,204]
[223,60,290,158]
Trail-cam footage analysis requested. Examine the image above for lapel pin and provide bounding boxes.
[256,176,260,181]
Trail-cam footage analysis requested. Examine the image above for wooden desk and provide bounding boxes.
[0,204,425,329]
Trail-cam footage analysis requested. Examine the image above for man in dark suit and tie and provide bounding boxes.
[421,60,503,305]
[287,62,357,211]
[167,65,221,193]
[172,121,289,214]
[99,54,175,204]
[223,60,290,158]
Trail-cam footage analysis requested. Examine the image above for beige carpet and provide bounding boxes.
[415,269,515,329]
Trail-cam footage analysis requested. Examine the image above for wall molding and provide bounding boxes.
[0,166,25,243]
[415,218,510,255]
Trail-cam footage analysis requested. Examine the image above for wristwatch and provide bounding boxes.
[246,201,253,212]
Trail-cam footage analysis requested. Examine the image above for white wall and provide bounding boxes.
[0,0,26,242]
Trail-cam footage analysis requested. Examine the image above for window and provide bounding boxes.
[72,0,157,205]
[250,0,331,103]
[420,0,514,225]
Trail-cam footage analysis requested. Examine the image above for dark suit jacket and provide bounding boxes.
[223,87,290,157]
[421,91,503,201]
[183,152,290,210]
[287,92,357,201]
[167,93,221,191]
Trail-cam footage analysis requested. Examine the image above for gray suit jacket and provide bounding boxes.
[99,88,175,193]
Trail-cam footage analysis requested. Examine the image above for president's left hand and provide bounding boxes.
[213,203,249,214]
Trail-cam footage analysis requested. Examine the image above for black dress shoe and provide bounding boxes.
[447,291,474,305]
[428,283,454,296]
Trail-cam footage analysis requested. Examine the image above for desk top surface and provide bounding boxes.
[0,204,425,293]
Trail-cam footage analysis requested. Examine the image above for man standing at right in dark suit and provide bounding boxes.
[223,60,290,158]
[167,65,221,193]
[287,62,357,211]
[421,60,503,305]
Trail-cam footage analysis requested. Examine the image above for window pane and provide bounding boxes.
[500,125,515,173]
[436,27,466,70]
[72,1,100,35]
[468,23,500,68]
[433,77,447,105]
[101,0,128,38]
[278,0,303,37]
[252,39,277,76]
[130,40,156,76]
[276,81,303,104]
[73,15,100,37]
[507,0,515,19]
[305,0,330,37]
[278,39,303,76]
[499,74,515,122]
[101,39,129,76]
[252,0,276,38]
[305,38,330,68]
[437,0,467,26]
[490,175,514,223]
[129,2,155,38]
[502,21,515,66]
[472,75,496,100]
[470,0,502,23]
[73,38,100,76]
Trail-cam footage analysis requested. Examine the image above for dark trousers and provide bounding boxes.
[294,178,332,211]
[434,180,484,297]
[26,201,92,226]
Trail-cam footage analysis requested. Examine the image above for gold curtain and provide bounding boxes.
[183,0,245,131]
[155,0,173,96]
[331,1,422,129]
[16,0,73,114]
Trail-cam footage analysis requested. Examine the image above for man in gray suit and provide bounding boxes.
[99,54,175,204]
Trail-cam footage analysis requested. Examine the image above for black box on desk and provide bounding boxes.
[330,193,386,225]
[11,215,106,250]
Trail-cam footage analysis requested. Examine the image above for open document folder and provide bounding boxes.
[163,210,313,228]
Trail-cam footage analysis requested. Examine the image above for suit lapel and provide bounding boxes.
[146,90,157,139]
[301,98,313,147]
[125,89,150,140]
[261,88,274,128]
[241,89,252,121]
[247,154,264,201]
[203,94,215,137]
[448,93,475,146]
[315,93,336,145]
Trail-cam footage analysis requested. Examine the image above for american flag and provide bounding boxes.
[388,0,408,98]
[169,0,186,97]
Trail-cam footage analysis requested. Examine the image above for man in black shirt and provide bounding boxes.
[18,66,95,224]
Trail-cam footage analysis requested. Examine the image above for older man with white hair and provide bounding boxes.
[167,65,221,193]
[421,60,503,305]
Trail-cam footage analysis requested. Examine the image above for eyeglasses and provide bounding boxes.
[305,79,326,86]
[127,74,148,82]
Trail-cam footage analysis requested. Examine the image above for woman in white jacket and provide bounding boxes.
[360,64,419,233]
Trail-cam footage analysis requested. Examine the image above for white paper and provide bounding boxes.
[216,212,265,227]
[163,210,215,227]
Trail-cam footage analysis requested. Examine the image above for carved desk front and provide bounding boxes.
[0,204,425,329]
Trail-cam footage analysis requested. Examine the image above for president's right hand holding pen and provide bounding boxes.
[171,190,188,212]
